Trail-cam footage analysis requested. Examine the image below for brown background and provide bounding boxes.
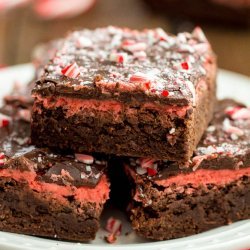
[0,0,249,76]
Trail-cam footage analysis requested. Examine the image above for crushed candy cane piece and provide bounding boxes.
[169,128,175,134]
[105,217,122,236]
[129,72,150,83]
[0,113,11,128]
[185,80,196,104]
[0,152,5,160]
[223,118,244,136]
[155,28,168,41]
[147,167,157,176]
[192,27,208,43]
[181,62,189,70]
[161,90,169,97]
[225,106,242,116]
[136,166,147,175]
[122,41,147,52]
[229,107,250,120]
[61,62,80,78]
[109,52,128,64]
[76,37,92,48]
[140,158,155,169]
[105,233,117,244]
[75,154,94,164]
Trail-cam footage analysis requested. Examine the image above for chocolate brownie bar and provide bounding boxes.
[0,104,110,242]
[31,26,216,161]
[124,99,250,240]
[143,0,250,26]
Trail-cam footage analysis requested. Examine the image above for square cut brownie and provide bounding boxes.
[124,99,250,240]
[0,104,110,242]
[31,26,217,161]
[143,0,250,26]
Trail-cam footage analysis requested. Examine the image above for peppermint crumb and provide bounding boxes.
[206,125,216,132]
[86,165,92,172]
[169,128,175,134]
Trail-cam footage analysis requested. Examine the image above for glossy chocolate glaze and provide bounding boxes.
[33,27,215,106]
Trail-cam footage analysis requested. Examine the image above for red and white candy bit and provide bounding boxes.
[0,152,5,160]
[61,62,80,78]
[193,43,210,54]
[0,152,6,166]
[147,167,157,176]
[181,62,189,70]
[0,113,11,128]
[140,158,155,169]
[225,106,242,116]
[76,36,92,48]
[105,233,117,244]
[192,27,208,43]
[192,155,207,171]
[17,109,31,122]
[75,154,94,164]
[185,80,196,105]
[109,52,128,64]
[129,72,152,91]
[154,28,168,41]
[105,217,122,236]
[136,166,147,175]
[161,90,169,97]
[225,106,250,120]
[129,72,150,83]
[122,40,147,52]
[223,118,244,136]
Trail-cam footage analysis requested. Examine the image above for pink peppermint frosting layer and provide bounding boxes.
[0,169,110,204]
[127,165,250,188]
[33,95,190,119]
[155,168,250,187]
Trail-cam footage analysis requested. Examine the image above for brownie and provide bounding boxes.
[143,0,250,26]
[0,104,110,242]
[124,99,250,240]
[31,26,217,162]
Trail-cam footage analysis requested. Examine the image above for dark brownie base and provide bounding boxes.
[128,174,250,240]
[143,0,250,26]
[31,101,191,160]
[0,177,101,242]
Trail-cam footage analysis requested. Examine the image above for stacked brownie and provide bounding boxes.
[0,91,110,242]
[31,26,216,162]
[0,26,249,242]
[142,0,250,26]
[124,99,250,240]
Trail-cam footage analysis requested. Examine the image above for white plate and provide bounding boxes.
[0,64,250,250]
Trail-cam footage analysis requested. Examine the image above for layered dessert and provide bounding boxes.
[0,103,110,242]
[143,0,250,26]
[124,99,250,240]
[31,26,216,161]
